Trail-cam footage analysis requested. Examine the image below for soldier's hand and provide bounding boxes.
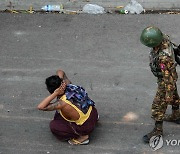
[165,96,173,102]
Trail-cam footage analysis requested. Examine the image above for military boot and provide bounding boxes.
[143,121,163,143]
[164,107,180,124]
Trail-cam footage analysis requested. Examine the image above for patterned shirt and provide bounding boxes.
[65,84,95,114]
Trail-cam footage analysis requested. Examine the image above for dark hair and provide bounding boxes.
[45,75,63,94]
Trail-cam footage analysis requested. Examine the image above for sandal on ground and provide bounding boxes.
[68,138,89,145]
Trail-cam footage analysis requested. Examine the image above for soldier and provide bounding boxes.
[140,26,180,143]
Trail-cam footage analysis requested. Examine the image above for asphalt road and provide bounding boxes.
[1,13,180,154]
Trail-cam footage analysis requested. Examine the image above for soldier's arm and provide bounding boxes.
[159,55,176,102]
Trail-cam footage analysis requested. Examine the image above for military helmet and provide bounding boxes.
[140,26,163,47]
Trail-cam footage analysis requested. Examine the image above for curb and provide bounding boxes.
[0,0,180,11]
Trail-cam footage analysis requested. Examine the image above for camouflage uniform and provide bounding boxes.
[140,26,180,143]
[149,35,180,121]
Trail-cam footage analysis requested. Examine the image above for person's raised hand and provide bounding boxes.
[54,81,67,95]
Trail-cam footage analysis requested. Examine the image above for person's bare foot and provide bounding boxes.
[76,135,89,142]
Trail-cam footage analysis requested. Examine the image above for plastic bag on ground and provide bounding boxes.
[124,0,144,14]
[83,4,105,14]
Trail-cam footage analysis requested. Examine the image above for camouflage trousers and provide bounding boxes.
[151,80,180,121]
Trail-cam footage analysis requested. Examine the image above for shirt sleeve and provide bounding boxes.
[159,55,176,101]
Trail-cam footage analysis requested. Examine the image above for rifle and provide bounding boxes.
[171,42,180,65]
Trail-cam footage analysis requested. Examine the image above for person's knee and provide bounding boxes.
[49,120,70,138]
[49,120,58,133]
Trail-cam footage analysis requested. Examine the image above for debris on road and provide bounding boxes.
[124,0,144,14]
[41,4,64,12]
[82,4,105,14]
[1,9,180,15]
[2,6,35,14]
[143,9,180,14]
[115,9,129,14]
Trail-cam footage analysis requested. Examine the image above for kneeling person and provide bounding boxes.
[37,70,98,145]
